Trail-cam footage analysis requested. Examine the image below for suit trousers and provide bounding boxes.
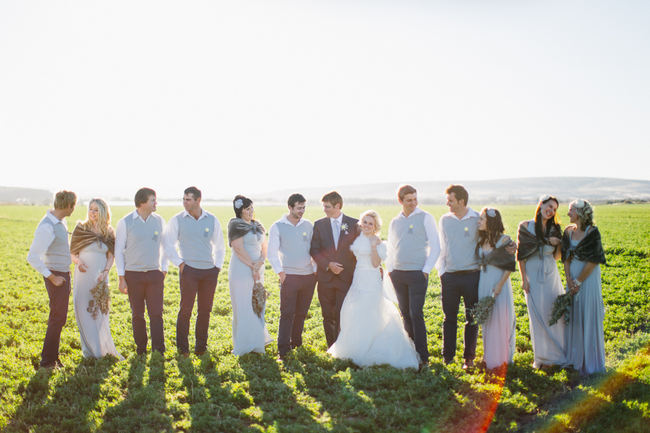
[390,270,429,362]
[176,265,219,354]
[125,270,165,354]
[41,271,71,367]
[441,270,480,362]
[278,274,316,356]
[317,279,350,348]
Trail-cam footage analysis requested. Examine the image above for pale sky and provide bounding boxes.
[1,0,649,199]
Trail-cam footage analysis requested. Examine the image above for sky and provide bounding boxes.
[1,0,649,200]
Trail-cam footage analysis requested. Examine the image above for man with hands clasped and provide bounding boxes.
[115,187,168,355]
[164,186,225,357]
[268,193,317,360]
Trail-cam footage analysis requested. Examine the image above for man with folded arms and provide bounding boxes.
[116,187,168,355]
[164,186,225,356]
[27,190,77,369]
[268,193,317,360]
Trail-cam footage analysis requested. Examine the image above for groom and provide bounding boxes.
[310,191,359,348]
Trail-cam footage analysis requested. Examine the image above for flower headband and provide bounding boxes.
[234,198,243,209]
[486,208,496,218]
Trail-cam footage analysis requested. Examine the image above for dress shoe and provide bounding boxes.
[194,349,206,356]
[462,359,474,370]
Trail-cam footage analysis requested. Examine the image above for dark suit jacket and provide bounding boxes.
[310,214,359,287]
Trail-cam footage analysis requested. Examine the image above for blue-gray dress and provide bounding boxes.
[478,235,516,369]
[565,227,606,375]
[522,221,568,368]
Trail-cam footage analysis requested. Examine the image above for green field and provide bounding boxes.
[1,203,648,432]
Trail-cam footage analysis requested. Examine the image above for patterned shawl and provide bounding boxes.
[70,223,115,256]
[561,226,606,264]
[227,218,265,246]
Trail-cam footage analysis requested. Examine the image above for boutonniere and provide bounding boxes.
[464,226,469,237]
[408,224,414,234]
[152,230,160,240]
[341,223,349,234]
[302,231,308,241]
[204,227,210,237]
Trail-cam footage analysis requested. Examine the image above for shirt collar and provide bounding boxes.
[46,210,65,225]
[330,214,343,224]
[132,210,154,222]
[399,207,423,219]
[279,215,308,226]
[183,209,207,220]
[446,207,479,221]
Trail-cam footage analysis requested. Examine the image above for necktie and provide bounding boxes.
[333,219,340,250]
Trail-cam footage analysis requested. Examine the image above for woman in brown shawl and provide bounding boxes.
[70,198,122,359]
[517,195,567,369]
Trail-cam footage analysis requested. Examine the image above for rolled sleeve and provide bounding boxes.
[212,218,226,269]
[267,223,283,274]
[163,215,183,267]
[422,213,441,273]
[114,218,127,276]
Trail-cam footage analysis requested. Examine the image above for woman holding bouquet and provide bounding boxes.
[517,195,567,368]
[228,195,272,356]
[562,200,606,375]
[70,198,122,359]
[476,208,516,370]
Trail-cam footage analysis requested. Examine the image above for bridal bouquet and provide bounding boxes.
[87,280,110,319]
[549,290,573,326]
[470,294,496,325]
[251,281,268,318]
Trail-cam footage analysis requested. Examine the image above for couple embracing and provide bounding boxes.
[310,187,439,370]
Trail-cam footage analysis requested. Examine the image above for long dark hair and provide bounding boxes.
[534,195,561,243]
[476,207,505,256]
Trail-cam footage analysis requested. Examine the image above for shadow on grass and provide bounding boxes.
[6,356,118,433]
[175,352,259,432]
[239,351,327,432]
[99,352,172,433]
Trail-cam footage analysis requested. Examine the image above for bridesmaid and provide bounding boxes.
[562,199,607,375]
[476,208,516,370]
[517,195,567,369]
[70,198,122,359]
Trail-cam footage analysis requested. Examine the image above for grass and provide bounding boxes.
[0,203,648,432]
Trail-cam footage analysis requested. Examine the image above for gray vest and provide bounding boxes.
[41,216,71,272]
[175,213,217,270]
[276,221,314,275]
[124,213,164,272]
[441,214,479,272]
[391,213,428,271]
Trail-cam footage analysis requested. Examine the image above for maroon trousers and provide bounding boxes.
[41,271,71,367]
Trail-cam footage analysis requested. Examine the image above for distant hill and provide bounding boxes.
[0,186,52,205]
[255,177,650,205]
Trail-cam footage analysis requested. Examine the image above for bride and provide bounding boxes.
[327,210,419,369]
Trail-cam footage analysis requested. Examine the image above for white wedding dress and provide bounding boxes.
[328,235,419,369]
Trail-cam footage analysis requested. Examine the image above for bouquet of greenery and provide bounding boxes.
[87,280,110,320]
[549,290,573,326]
[251,281,268,318]
[470,294,496,325]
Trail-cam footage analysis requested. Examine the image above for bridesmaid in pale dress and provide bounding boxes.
[70,198,122,359]
[227,195,272,356]
[517,195,567,369]
[476,208,516,370]
[562,199,606,375]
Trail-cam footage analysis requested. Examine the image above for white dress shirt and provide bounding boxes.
[267,215,317,274]
[387,207,441,273]
[27,211,66,278]
[115,210,168,276]
[330,214,343,249]
[435,207,480,276]
[163,209,226,268]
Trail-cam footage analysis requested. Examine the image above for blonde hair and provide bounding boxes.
[53,190,77,209]
[81,198,114,239]
[360,209,382,234]
[569,199,594,231]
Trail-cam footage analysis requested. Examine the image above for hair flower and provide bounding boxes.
[539,194,552,202]
[234,198,243,209]
[574,199,585,208]
[486,208,496,217]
